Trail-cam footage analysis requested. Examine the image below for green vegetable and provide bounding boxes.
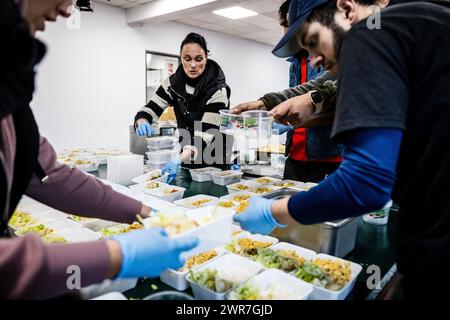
[16,224,54,237]
[189,268,237,293]
[233,283,259,300]
[151,284,158,290]
[42,234,67,244]
[251,248,303,272]
[224,243,234,252]
[9,211,35,228]
[245,118,258,128]
[189,269,218,291]
[295,261,327,285]
[369,209,387,218]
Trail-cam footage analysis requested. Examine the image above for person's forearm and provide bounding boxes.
[300,112,335,128]
[25,137,142,223]
[260,71,336,110]
[0,235,111,299]
[315,81,338,114]
[106,240,122,279]
[271,197,299,225]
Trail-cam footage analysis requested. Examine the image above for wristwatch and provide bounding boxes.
[310,90,324,113]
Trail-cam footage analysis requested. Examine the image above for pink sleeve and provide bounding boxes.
[0,234,110,299]
[25,137,141,224]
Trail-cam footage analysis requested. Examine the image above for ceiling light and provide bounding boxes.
[213,6,258,19]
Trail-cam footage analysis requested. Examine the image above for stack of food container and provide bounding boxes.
[145,135,180,170]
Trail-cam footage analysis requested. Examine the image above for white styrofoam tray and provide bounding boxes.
[250,176,282,185]
[129,181,169,194]
[144,206,235,260]
[145,185,186,202]
[186,253,262,300]
[224,233,279,257]
[189,167,222,182]
[228,269,313,300]
[131,170,167,184]
[292,253,362,300]
[226,180,258,193]
[210,170,243,186]
[220,191,252,202]
[217,200,242,213]
[254,242,317,272]
[160,247,225,291]
[174,194,219,209]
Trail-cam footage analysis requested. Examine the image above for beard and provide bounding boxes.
[330,21,346,72]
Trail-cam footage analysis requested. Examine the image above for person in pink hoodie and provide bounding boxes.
[0,0,198,299]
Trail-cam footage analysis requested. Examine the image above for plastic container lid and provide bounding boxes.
[146,149,178,164]
[146,136,177,149]
[219,109,244,134]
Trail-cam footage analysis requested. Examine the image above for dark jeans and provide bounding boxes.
[283,156,341,183]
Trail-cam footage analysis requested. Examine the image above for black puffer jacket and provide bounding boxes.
[135,59,233,169]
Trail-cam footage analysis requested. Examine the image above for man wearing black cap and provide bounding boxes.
[235,0,450,298]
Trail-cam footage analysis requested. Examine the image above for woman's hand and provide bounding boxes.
[162,159,181,184]
[107,229,199,279]
[135,119,153,137]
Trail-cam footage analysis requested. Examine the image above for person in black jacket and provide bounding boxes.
[134,33,232,183]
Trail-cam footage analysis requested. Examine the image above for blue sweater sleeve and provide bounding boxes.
[287,128,402,224]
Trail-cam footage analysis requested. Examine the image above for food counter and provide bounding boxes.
[116,168,398,300]
[14,163,397,300]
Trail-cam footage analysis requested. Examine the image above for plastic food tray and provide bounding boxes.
[146,149,178,164]
[146,136,177,150]
[189,167,222,182]
[226,180,259,194]
[271,179,306,189]
[159,247,225,291]
[129,181,169,194]
[291,253,362,300]
[186,254,262,300]
[250,176,282,185]
[220,191,253,202]
[228,269,313,300]
[145,185,186,202]
[174,194,219,209]
[131,170,166,184]
[224,233,279,257]
[256,242,317,272]
[210,170,244,186]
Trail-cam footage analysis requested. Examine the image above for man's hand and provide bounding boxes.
[270,94,315,127]
[230,100,267,114]
[233,197,287,235]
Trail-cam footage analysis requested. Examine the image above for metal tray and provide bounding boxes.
[263,189,359,258]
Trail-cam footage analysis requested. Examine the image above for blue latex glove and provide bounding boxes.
[114,228,199,278]
[162,159,181,184]
[136,121,153,137]
[233,196,287,235]
[272,122,293,135]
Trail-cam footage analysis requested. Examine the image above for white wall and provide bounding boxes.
[32,2,288,151]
